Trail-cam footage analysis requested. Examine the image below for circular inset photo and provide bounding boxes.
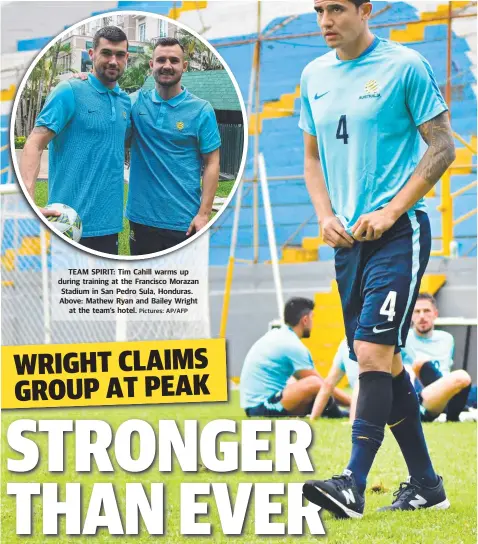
[11,11,247,259]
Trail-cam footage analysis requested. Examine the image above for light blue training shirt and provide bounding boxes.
[333,338,359,389]
[299,37,448,231]
[35,74,131,237]
[401,329,455,376]
[126,87,221,232]
[240,326,315,409]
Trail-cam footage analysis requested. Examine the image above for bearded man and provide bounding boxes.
[126,37,221,254]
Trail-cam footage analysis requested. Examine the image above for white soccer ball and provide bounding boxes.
[44,203,83,242]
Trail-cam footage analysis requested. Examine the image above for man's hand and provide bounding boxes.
[351,209,398,241]
[186,212,209,236]
[68,72,89,81]
[39,207,61,218]
[321,216,354,248]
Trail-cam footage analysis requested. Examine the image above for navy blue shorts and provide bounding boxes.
[244,392,347,418]
[245,390,290,417]
[335,210,431,361]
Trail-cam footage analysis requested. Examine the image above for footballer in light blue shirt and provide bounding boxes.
[300,0,456,517]
[21,26,131,255]
[126,37,221,255]
[401,293,455,376]
[240,297,349,418]
[401,293,472,423]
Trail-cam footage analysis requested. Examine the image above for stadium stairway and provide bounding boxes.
[15,2,211,44]
[115,1,208,19]
[390,1,468,42]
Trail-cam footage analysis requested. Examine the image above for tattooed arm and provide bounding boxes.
[20,126,60,216]
[384,111,456,219]
[351,112,455,240]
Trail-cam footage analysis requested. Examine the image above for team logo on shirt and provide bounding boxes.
[359,79,381,99]
[122,110,127,119]
[176,121,185,130]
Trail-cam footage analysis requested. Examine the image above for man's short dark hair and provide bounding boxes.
[93,26,128,50]
[348,0,370,6]
[417,293,438,307]
[284,297,315,327]
[153,37,185,53]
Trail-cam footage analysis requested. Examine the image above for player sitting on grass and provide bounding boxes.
[240,297,350,418]
[403,293,473,423]
[310,334,473,426]
[300,0,455,518]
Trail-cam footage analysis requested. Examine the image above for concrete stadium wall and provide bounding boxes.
[210,258,477,382]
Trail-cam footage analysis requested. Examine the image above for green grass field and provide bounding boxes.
[2,391,476,543]
[35,179,235,256]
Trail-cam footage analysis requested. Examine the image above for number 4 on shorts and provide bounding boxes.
[380,291,397,322]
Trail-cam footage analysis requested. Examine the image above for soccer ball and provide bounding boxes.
[44,203,82,242]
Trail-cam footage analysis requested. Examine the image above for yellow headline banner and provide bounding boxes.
[1,338,228,409]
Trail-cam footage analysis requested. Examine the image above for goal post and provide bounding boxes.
[258,152,285,324]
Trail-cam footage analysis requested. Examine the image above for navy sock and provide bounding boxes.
[447,382,472,421]
[346,371,392,494]
[388,369,438,487]
[347,418,385,493]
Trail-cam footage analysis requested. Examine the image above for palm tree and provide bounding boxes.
[177,30,223,71]
[16,42,74,136]
[47,42,72,95]
[119,45,152,93]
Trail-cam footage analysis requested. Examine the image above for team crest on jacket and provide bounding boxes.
[359,80,381,99]
[176,121,184,130]
[122,111,127,119]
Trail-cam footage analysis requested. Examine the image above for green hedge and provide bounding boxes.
[14,136,26,149]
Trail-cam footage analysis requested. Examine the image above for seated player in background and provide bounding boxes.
[403,293,473,422]
[311,335,473,424]
[240,297,350,418]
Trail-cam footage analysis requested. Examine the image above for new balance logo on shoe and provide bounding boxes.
[409,495,427,509]
[341,489,356,504]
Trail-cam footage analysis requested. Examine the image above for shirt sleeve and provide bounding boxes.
[403,52,448,127]
[198,103,221,154]
[122,92,136,143]
[289,343,315,374]
[35,81,75,134]
[298,66,316,136]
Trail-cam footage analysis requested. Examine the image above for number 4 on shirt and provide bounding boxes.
[336,115,349,144]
